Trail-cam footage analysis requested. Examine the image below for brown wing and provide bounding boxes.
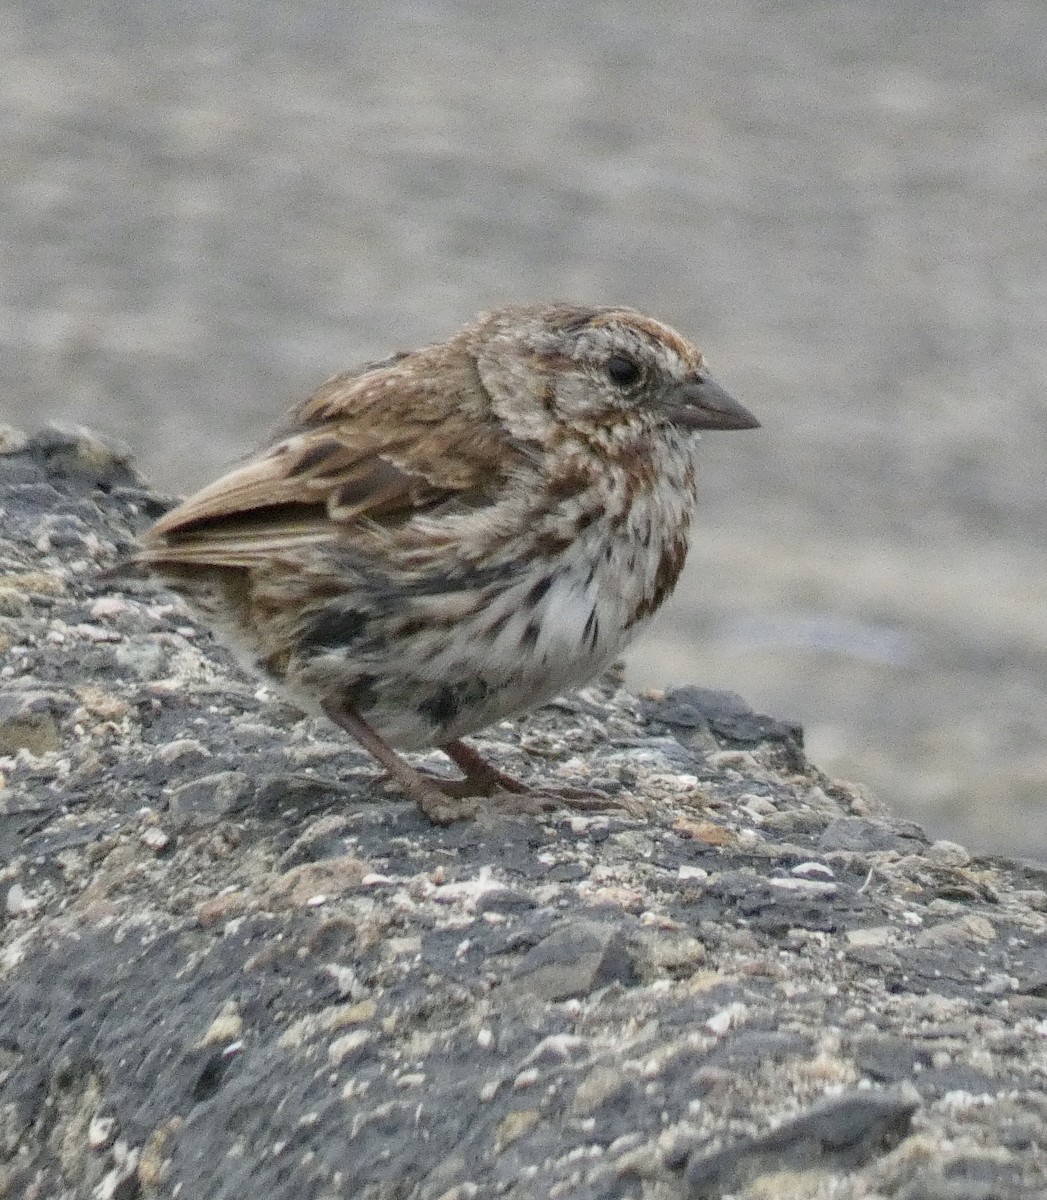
[138,340,516,569]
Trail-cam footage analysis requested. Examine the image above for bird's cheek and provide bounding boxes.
[572,383,639,428]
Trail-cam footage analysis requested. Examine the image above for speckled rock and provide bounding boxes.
[2,427,1046,1200]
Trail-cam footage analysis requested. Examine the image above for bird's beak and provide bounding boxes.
[667,377,760,431]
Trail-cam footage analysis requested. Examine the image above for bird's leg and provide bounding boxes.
[441,740,616,813]
[320,698,477,824]
[320,699,616,822]
[439,739,530,795]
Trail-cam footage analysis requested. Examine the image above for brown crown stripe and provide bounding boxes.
[586,312,700,366]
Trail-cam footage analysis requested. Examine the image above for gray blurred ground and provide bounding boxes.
[2,0,1045,855]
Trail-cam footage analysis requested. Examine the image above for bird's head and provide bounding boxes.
[469,304,759,444]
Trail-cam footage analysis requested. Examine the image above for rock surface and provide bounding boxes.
[1,427,1046,1199]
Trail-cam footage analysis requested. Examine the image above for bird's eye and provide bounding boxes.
[606,354,641,387]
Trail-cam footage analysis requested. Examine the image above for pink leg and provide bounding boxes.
[440,740,530,795]
[321,699,617,822]
[320,698,477,824]
[442,739,615,812]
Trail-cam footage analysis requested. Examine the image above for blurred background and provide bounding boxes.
[2,0,1045,857]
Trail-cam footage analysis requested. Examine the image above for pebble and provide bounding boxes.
[6,882,40,916]
[328,1030,372,1067]
[140,825,172,854]
[156,738,211,765]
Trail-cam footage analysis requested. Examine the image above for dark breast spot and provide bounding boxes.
[526,574,555,606]
[297,606,370,653]
[420,684,460,726]
[395,615,429,638]
[520,618,541,651]
[574,508,600,534]
[532,529,574,556]
[626,537,689,628]
[418,680,491,729]
[609,506,630,532]
[655,537,688,594]
[341,674,379,714]
[258,648,291,679]
[548,463,595,502]
[486,611,512,638]
[583,607,599,651]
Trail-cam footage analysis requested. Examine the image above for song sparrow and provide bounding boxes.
[137,304,759,822]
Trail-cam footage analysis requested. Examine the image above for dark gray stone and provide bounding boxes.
[819,817,930,854]
[851,1035,928,1083]
[682,1090,918,1195]
[167,771,256,822]
[0,690,70,757]
[513,920,638,1000]
[642,686,805,769]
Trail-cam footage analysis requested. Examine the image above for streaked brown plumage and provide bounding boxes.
[137,304,758,822]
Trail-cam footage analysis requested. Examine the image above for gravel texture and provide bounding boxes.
[1,426,1046,1199]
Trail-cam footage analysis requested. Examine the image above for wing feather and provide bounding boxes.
[138,340,515,570]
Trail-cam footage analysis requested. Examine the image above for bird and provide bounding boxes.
[136,303,759,822]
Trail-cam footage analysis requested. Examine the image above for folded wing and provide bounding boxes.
[138,347,515,570]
